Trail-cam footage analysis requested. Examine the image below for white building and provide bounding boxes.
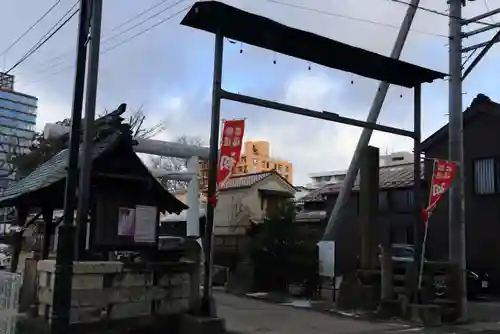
[307,151,414,189]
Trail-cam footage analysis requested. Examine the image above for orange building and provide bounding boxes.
[198,140,293,190]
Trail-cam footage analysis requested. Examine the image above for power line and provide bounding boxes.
[0,0,63,59]
[5,5,78,74]
[101,0,188,46]
[262,0,447,38]
[18,2,191,88]
[18,0,187,77]
[108,0,174,33]
[100,3,191,54]
[387,0,499,28]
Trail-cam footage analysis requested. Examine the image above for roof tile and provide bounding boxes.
[221,172,273,190]
[303,163,424,202]
[0,133,120,206]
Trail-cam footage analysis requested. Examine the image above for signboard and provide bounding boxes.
[217,119,245,189]
[317,241,335,277]
[117,207,135,236]
[424,159,457,221]
[133,205,157,243]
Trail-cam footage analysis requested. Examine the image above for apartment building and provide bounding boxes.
[199,140,293,190]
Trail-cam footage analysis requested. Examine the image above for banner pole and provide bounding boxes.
[418,158,436,291]
[418,221,429,289]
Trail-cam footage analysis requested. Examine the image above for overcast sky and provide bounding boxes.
[1,0,499,185]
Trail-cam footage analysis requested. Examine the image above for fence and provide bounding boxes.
[0,272,22,334]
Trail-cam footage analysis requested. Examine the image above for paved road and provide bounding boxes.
[215,291,418,334]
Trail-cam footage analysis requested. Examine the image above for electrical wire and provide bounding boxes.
[5,2,79,74]
[386,0,499,28]
[108,0,174,34]
[0,0,63,59]
[18,0,187,77]
[17,2,192,88]
[262,0,447,38]
[100,4,191,54]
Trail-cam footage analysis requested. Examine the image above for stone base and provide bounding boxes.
[410,304,442,327]
[377,299,402,319]
[179,314,225,334]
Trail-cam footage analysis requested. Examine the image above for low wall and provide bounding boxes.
[36,260,200,329]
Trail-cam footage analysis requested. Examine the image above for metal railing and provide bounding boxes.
[0,271,22,334]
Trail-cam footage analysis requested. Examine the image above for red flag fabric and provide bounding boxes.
[216,119,245,189]
[424,159,457,219]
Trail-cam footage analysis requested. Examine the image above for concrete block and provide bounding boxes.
[170,274,188,286]
[37,260,123,274]
[39,272,103,291]
[37,260,56,273]
[109,301,152,319]
[410,304,442,327]
[37,287,53,306]
[73,261,123,274]
[69,306,105,324]
[156,298,189,315]
[38,272,50,288]
[70,286,169,307]
[170,283,190,299]
[112,272,152,287]
[179,314,225,334]
[158,274,171,286]
[71,274,104,290]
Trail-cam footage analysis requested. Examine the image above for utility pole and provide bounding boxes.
[449,0,500,320]
[50,0,90,332]
[322,0,421,241]
[76,0,103,260]
[448,0,467,320]
[201,32,224,317]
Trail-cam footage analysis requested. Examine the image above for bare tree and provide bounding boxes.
[149,135,205,192]
[0,133,21,187]
[14,106,167,177]
[102,106,167,139]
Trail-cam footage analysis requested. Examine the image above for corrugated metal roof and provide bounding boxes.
[303,163,424,202]
[0,132,120,206]
[220,172,274,191]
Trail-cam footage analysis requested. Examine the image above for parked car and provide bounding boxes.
[378,244,489,300]
[0,243,12,269]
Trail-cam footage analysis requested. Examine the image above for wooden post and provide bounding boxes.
[42,207,54,260]
[185,237,202,314]
[359,146,380,269]
[380,243,393,300]
[10,205,29,273]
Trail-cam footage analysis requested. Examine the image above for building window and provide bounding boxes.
[253,159,258,167]
[390,189,414,213]
[379,191,389,212]
[473,157,500,195]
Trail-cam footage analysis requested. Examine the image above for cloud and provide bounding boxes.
[4,0,500,186]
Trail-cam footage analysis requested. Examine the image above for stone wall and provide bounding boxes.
[36,260,199,328]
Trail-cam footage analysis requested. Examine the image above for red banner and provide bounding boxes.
[217,119,245,189]
[424,159,457,219]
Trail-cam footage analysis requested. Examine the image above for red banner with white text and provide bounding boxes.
[217,119,245,190]
[423,159,457,221]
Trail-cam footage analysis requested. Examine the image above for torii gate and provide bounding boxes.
[44,123,207,237]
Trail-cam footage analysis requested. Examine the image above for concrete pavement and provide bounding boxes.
[215,291,500,334]
[215,291,417,334]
